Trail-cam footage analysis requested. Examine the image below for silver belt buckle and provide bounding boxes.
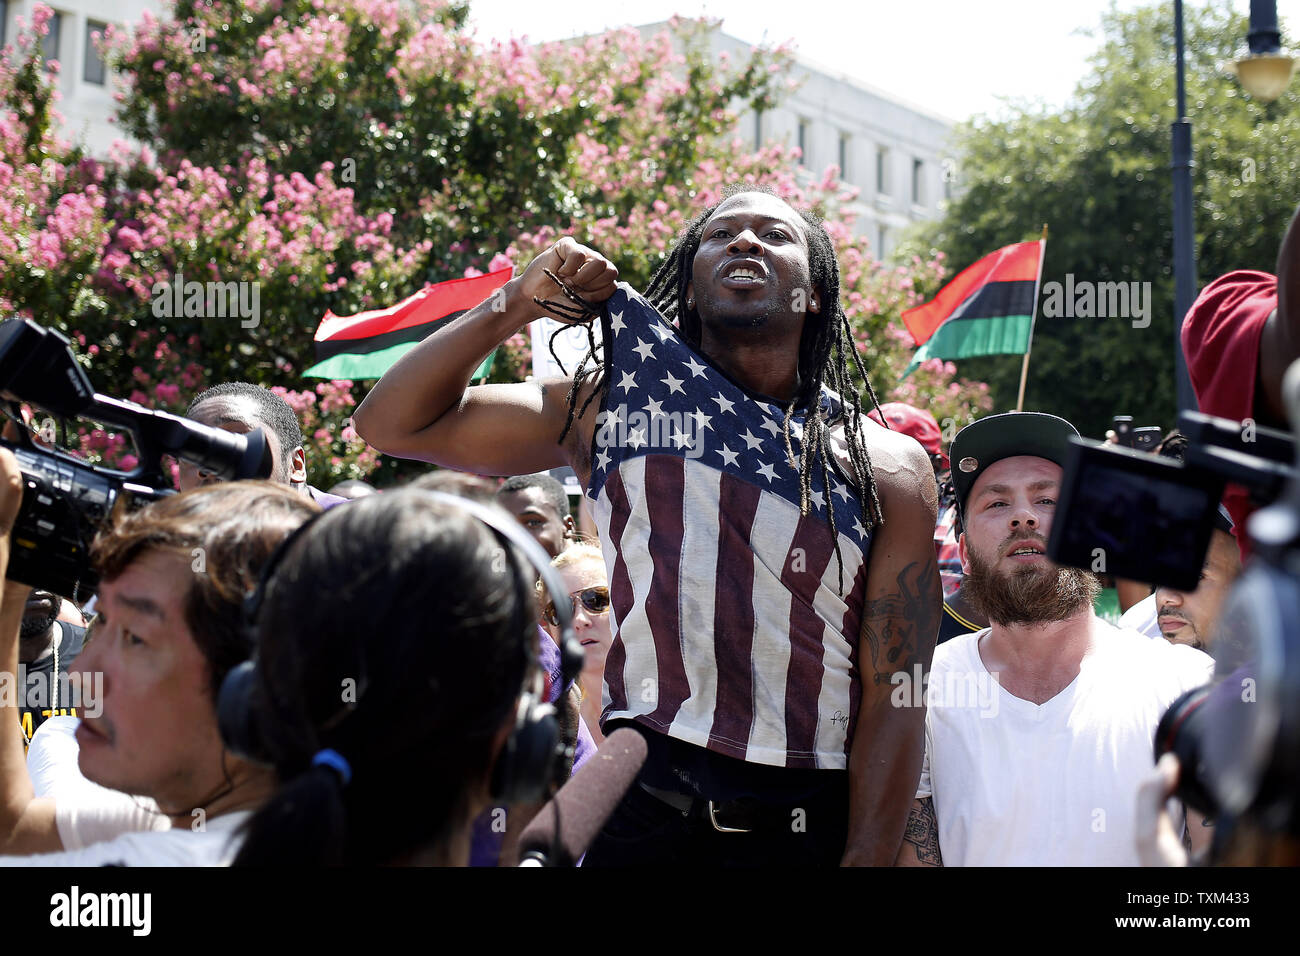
[708,800,753,833]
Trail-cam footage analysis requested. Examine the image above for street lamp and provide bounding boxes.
[1172,0,1197,414]
[1227,0,1296,102]
[1171,1,1295,415]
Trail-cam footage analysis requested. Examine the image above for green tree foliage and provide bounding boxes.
[903,0,1298,437]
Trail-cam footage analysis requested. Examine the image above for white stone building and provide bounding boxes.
[691,25,956,256]
[1,0,157,156]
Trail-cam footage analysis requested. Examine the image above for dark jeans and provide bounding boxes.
[583,725,849,867]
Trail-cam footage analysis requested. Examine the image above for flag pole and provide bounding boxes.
[1015,224,1048,412]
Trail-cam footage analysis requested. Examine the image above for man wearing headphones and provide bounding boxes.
[0,449,318,865]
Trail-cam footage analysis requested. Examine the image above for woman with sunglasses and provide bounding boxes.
[539,544,612,744]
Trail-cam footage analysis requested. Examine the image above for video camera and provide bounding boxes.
[1048,411,1294,591]
[1049,376,1300,850]
[0,318,272,598]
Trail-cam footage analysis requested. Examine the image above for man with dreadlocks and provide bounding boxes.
[354,188,940,866]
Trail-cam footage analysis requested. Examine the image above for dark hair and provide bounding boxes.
[188,382,305,476]
[559,185,885,591]
[498,473,570,519]
[232,490,535,866]
[410,469,498,504]
[90,482,321,698]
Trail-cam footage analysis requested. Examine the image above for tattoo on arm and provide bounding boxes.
[903,798,943,866]
[861,560,941,685]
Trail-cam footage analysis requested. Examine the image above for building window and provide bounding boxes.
[754,110,763,151]
[1,1,9,50]
[797,118,810,166]
[84,19,107,85]
[40,9,61,65]
[876,147,889,196]
[838,133,850,181]
[912,158,924,205]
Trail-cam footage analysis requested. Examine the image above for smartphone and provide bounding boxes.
[1132,426,1163,453]
[1112,415,1134,447]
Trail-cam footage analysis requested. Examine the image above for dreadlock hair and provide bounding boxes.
[553,185,887,593]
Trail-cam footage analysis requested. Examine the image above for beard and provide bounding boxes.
[695,289,787,331]
[962,535,1100,627]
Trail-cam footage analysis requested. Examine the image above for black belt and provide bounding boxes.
[637,782,798,834]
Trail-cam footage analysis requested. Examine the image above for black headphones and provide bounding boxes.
[217,490,586,806]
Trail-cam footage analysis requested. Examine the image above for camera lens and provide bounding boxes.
[1154,685,1219,817]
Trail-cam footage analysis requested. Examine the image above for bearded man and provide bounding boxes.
[894,412,1214,866]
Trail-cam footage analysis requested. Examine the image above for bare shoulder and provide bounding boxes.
[832,416,936,520]
[864,420,933,487]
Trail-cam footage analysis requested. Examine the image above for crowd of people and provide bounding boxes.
[0,185,1295,867]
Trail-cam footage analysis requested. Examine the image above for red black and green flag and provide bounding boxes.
[303,265,513,380]
[901,240,1045,376]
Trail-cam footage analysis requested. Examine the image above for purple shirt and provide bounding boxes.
[468,627,595,866]
[307,485,351,509]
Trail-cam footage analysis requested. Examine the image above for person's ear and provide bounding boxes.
[808,289,820,314]
[289,446,307,486]
[685,279,695,312]
[958,531,970,575]
[563,515,576,538]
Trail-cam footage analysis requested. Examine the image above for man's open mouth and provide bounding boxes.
[1006,544,1046,557]
[76,719,109,744]
[719,260,767,288]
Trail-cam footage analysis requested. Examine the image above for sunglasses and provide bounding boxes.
[543,586,610,627]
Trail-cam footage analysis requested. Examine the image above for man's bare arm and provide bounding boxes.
[352,238,617,474]
[0,450,62,854]
[841,438,940,866]
[894,798,942,866]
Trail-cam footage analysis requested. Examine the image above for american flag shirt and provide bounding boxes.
[586,284,873,770]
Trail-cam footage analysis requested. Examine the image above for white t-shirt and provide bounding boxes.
[0,810,250,866]
[26,716,169,849]
[1117,593,1162,639]
[917,620,1213,866]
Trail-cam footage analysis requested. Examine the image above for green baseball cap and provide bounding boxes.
[950,412,1080,524]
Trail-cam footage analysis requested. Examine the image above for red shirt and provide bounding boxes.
[1180,270,1278,559]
